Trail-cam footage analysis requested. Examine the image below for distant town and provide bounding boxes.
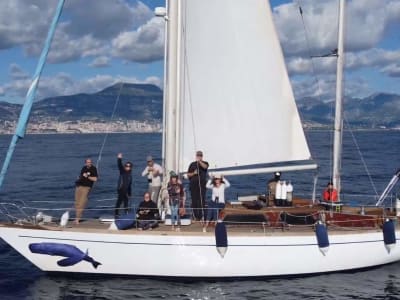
[0,119,162,134]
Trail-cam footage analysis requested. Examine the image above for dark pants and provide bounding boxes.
[206,202,225,222]
[138,220,158,230]
[115,192,129,217]
[190,181,206,220]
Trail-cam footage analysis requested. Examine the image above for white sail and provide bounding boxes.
[176,0,315,175]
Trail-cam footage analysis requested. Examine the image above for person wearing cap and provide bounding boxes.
[322,182,338,202]
[115,153,133,218]
[74,157,98,224]
[141,155,163,210]
[167,171,185,231]
[267,171,281,206]
[187,150,209,221]
[203,174,230,232]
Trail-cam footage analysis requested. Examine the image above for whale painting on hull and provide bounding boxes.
[29,242,101,269]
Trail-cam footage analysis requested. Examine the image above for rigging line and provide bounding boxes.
[182,8,197,151]
[181,3,204,220]
[295,0,336,183]
[96,82,124,169]
[343,116,379,196]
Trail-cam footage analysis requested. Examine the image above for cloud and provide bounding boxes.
[0,0,161,64]
[346,48,400,70]
[273,0,400,56]
[89,56,111,68]
[112,17,165,63]
[292,75,372,102]
[381,64,400,78]
[9,64,29,80]
[0,0,55,49]
[64,0,153,40]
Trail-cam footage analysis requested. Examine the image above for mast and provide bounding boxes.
[161,0,180,176]
[332,0,346,199]
[0,0,65,190]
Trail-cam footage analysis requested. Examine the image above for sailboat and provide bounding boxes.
[0,0,400,278]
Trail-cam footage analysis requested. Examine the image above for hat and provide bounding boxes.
[146,155,153,162]
[169,171,178,178]
[125,162,132,168]
[275,172,281,176]
[213,173,222,179]
[196,150,203,156]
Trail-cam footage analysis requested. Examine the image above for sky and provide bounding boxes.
[0,0,399,104]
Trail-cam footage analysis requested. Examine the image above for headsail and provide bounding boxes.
[176,0,315,175]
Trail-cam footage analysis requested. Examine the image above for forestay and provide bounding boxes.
[176,0,315,175]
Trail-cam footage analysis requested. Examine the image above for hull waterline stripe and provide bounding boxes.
[17,235,391,247]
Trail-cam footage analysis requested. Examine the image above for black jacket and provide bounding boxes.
[137,200,158,220]
[117,158,132,196]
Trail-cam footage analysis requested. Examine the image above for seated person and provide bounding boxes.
[322,182,338,202]
[137,192,159,230]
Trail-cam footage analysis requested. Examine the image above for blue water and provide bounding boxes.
[0,131,399,299]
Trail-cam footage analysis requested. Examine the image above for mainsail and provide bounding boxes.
[173,0,316,175]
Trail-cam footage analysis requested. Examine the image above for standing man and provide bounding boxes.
[187,151,209,221]
[141,155,163,210]
[74,158,98,224]
[115,153,133,218]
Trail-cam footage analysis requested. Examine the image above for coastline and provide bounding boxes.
[0,128,398,136]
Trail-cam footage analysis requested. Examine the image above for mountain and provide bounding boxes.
[0,83,163,122]
[297,93,400,129]
[1,83,399,129]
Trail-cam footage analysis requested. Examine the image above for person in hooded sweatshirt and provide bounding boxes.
[115,153,133,218]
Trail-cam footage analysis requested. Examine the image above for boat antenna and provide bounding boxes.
[96,82,124,169]
[0,0,65,190]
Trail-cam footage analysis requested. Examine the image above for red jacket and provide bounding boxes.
[323,189,338,202]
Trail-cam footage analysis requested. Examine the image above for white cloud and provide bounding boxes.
[274,0,399,55]
[381,64,400,78]
[346,48,400,70]
[0,0,161,65]
[0,0,55,49]
[89,56,111,68]
[292,74,372,102]
[64,0,153,40]
[9,63,29,80]
[112,17,165,63]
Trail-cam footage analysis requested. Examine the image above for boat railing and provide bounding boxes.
[0,194,397,231]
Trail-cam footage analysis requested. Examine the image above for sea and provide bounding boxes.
[0,130,399,300]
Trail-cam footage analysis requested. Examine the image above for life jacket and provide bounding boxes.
[323,189,338,202]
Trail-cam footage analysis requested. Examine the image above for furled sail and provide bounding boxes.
[176,0,316,175]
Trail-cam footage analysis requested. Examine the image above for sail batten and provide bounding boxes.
[176,0,313,174]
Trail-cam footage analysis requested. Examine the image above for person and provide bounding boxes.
[267,172,281,206]
[187,150,209,221]
[322,182,338,202]
[141,155,163,211]
[204,174,230,232]
[74,158,98,224]
[136,191,159,230]
[115,153,133,218]
[167,171,185,231]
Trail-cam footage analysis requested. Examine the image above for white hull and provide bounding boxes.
[1,226,400,278]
